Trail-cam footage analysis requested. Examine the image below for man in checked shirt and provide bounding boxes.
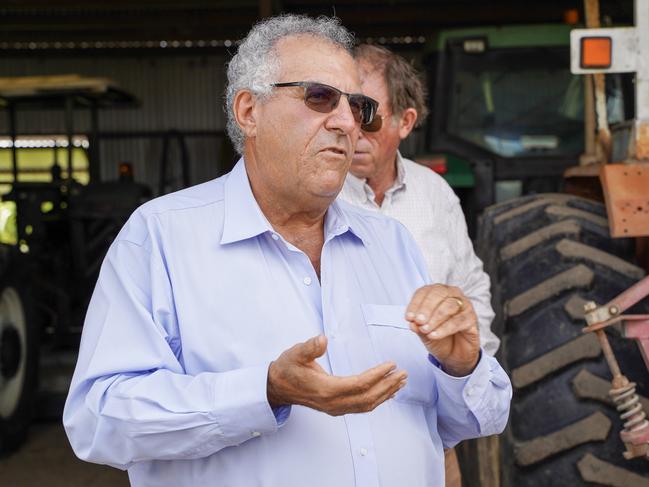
[339,44,501,487]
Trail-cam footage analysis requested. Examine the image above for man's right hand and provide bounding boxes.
[267,335,407,416]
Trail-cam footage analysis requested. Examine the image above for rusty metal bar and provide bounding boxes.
[583,314,649,333]
[596,330,624,385]
[606,275,649,314]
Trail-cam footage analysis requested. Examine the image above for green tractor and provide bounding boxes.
[421,21,649,486]
[421,23,626,231]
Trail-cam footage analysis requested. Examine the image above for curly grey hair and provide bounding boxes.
[225,14,355,154]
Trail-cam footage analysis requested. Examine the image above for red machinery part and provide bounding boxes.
[583,274,649,459]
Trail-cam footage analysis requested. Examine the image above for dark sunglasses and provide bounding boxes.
[272,81,379,127]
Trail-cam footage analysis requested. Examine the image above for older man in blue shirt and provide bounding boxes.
[64,14,511,487]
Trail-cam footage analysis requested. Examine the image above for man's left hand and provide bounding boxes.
[405,284,480,376]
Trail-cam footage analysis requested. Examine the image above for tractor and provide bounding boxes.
[0,75,166,455]
[420,1,649,485]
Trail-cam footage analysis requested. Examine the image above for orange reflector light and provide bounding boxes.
[580,37,612,69]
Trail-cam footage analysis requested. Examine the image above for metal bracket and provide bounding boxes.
[600,162,649,238]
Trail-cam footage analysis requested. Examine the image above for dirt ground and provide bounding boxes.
[0,421,129,487]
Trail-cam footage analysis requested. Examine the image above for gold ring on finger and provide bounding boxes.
[447,296,464,313]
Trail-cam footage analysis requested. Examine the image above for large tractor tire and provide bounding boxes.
[476,194,649,486]
[0,270,38,455]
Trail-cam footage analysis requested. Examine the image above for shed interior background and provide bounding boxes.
[0,0,633,192]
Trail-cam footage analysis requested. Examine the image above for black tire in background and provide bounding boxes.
[476,194,649,487]
[0,270,38,456]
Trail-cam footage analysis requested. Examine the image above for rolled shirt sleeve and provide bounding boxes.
[63,234,288,469]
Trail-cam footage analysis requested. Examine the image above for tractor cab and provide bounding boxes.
[421,23,633,235]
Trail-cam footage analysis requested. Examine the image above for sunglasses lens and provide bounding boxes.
[348,96,364,124]
[361,114,383,132]
[349,95,378,126]
[304,84,340,113]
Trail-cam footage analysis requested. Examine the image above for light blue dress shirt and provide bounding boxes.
[63,159,511,487]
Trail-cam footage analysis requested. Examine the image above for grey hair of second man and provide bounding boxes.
[225,14,355,154]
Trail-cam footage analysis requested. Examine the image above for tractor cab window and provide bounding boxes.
[0,135,89,244]
[447,46,585,158]
[0,135,89,193]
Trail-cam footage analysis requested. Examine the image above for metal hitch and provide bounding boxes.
[582,274,649,459]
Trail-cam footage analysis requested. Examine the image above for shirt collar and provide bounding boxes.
[394,151,408,188]
[221,158,274,245]
[326,199,368,246]
[222,158,367,246]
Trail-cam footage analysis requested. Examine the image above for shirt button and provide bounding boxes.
[466,385,475,397]
[359,448,368,456]
[271,234,279,241]
[251,431,261,437]
[303,277,312,286]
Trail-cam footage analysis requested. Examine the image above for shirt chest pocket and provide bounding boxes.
[362,304,437,407]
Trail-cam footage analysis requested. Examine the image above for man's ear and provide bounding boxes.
[233,90,257,139]
[398,108,418,140]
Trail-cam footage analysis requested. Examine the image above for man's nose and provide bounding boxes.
[325,96,359,134]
